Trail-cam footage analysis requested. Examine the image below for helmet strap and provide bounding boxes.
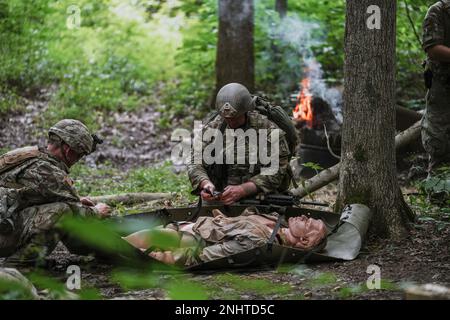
[59,143,72,167]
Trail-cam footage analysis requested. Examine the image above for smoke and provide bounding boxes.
[269,14,343,123]
[275,16,322,61]
[303,58,343,124]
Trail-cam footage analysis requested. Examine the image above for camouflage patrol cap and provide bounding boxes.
[216,83,256,119]
[48,119,99,155]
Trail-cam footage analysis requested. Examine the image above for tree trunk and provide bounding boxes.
[215,0,254,93]
[336,0,414,239]
[275,0,288,18]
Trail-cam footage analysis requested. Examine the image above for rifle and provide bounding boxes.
[238,194,329,207]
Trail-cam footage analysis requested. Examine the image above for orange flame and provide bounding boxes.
[293,78,314,128]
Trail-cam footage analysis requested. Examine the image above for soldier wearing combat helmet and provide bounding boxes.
[0,119,110,266]
[422,1,450,177]
[187,83,292,205]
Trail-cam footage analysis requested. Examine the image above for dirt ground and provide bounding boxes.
[0,91,175,170]
[1,96,449,300]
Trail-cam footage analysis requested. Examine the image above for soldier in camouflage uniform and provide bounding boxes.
[187,83,292,205]
[0,119,110,266]
[422,0,450,175]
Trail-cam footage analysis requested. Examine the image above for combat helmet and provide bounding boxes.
[216,83,256,118]
[48,119,102,155]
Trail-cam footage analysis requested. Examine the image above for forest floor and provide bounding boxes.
[1,94,449,300]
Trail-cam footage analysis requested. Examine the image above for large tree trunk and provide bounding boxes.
[336,0,414,239]
[215,0,254,93]
[275,0,288,18]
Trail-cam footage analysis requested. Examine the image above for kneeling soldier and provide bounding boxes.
[0,119,110,266]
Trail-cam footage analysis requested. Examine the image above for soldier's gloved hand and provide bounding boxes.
[80,197,95,207]
[95,203,111,218]
[200,180,218,201]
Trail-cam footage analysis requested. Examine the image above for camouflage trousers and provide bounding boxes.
[0,202,84,266]
[421,79,450,173]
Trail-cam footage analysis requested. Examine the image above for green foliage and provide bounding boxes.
[0,86,23,115]
[71,162,196,202]
[1,0,180,124]
[338,279,398,299]
[396,0,436,100]
[302,162,324,172]
[166,277,208,300]
[0,278,37,300]
[27,271,70,299]
[255,0,332,98]
[308,272,338,287]
[409,166,450,216]
[58,215,137,256]
[160,0,217,120]
[289,0,346,82]
[0,147,11,155]
[0,0,434,123]
[418,167,450,196]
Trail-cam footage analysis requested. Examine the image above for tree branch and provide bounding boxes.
[403,0,422,47]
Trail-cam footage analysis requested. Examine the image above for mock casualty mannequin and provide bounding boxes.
[122,207,328,267]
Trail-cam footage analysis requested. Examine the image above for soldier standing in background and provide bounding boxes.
[422,0,450,178]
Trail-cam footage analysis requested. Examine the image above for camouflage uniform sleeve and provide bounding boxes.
[19,161,97,217]
[248,130,291,194]
[67,202,98,217]
[187,163,210,194]
[423,4,445,51]
[187,122,217,193]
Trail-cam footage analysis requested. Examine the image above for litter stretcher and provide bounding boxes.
[100,203,372,271]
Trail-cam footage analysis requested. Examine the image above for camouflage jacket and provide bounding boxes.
[0,146,97,217]
[187,111,291,195]
[423,0,450,80]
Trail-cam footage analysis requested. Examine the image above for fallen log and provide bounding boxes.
[395,120,422,151]
[90,192,172,205]
[395,105,422,131]
[290,121,422,198]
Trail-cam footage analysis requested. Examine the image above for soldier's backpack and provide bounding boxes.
[0,147,42,235]
[0,146,41,175]
[252,96,298,158]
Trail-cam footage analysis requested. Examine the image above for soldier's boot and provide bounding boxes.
[3,232,59,268]
[3,203,67,268]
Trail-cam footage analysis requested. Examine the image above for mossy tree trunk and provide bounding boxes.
[216,0,254,93]
[336,0,415,239]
